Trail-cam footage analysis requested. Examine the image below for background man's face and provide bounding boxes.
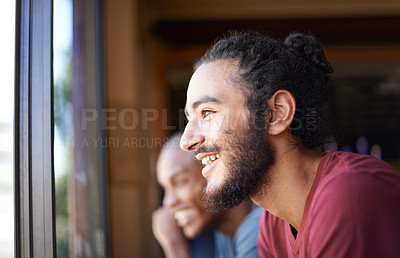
[157,146,216,238]
[181,60,274,213]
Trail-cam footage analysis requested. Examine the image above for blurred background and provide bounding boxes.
[5,0,400,257]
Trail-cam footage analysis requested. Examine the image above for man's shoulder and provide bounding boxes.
[190,230,215,258]
[235,205,263,240]
[304,152,400,257]
[310,151,400,215]
[318,151,399,186]
[214,206,262,258]
[243,205,263,225]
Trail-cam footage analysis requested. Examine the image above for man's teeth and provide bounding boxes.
[201,154,220,165]
[174,209,195,226]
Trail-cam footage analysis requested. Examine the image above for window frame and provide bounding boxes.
[14,0,110,257]
[15,0,56,257]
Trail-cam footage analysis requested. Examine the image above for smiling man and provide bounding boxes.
[152,132,262,258]
[180,31,400,257]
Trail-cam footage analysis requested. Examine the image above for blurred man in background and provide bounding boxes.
[152,132,262,258]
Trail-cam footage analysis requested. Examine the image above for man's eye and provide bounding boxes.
[201,109,214,119]
[175,178,189,186]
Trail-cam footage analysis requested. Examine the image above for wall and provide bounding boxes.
[104,0,163,257]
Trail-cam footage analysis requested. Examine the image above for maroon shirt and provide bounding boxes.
[257,151,400,258]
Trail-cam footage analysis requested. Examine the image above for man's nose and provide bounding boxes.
[163,189,179,208]
[180,120,205,151]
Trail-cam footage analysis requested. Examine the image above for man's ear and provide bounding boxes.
[267,90,296,135]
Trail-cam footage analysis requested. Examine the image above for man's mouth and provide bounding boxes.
[174,209,196,227]
[201,154,220,165]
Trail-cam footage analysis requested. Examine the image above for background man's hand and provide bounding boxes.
[152,207,192,258]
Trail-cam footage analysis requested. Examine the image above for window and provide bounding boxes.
[53,0,109,257]
[0,1,16,257]
[53,0,72,256]
[15,1,109,257]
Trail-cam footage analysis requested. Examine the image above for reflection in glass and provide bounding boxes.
[54,1,108,257]
[53,0,73,257]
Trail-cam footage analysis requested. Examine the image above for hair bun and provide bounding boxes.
[284,33,333,73]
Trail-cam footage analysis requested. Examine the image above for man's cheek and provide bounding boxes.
[221,112,247,133]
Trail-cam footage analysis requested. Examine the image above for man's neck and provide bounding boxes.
[216,200,253,238]
[252,143,322,230]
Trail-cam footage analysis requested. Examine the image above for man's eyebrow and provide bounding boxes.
[185,96,221,119]
[192,96,221,110]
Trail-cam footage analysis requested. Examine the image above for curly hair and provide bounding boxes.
[194,31,334,149]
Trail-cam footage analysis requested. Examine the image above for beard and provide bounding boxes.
[201,122,275,214]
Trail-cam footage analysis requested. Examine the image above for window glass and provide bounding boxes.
[53,0,73,257]
[0,0,16,257]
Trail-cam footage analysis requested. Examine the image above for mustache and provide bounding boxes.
[194,145,220,156]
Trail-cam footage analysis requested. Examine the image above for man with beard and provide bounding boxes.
[180,31,400,257]
[152,132,262,258]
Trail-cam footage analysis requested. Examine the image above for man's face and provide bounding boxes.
[157,145,216,238]
[181,59,274,213]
